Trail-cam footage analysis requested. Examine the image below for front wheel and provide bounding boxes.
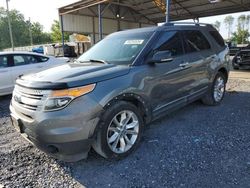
[202,72,226,106]
[92,101,144,159]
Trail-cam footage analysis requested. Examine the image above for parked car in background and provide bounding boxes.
[32,46,44,54]
[10,23,229,161]
[0,52,69,96]
[232,49,250,69]
[228,43,250,56]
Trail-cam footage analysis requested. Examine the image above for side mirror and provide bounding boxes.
[147,50,173,65]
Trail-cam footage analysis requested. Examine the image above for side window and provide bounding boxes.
[153,31,184,57]
[13,55,42,66]
[35,55,49,63]
[26,55,39,63]
[13,55,28,66]
[183,30,211,53]
[0,56,8,68]
[209,31,225,47]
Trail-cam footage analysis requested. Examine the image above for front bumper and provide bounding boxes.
[10,95,103,162]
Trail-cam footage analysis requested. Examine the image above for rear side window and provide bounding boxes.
[183,30,211,53]
[209,31,225,47]
[0,56,8,68]
[13,55,38,66]
[36,55,49,62]
[152,31,184,57]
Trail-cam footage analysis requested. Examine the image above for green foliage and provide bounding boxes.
[30,22,51,44]
[0,7,52,50]
[231,28,250,44]
[230,14,250,44]
[224,15,234,39]
[213,21,221,31]
[51,20,69,43]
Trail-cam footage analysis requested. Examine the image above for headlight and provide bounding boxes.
[44,83,96,111]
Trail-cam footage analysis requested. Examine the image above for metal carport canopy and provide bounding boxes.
[59,0,250,24]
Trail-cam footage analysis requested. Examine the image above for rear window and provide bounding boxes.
[183,30,211,53]
[209,31,225,47]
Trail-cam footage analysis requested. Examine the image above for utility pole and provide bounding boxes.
[29,17,33,46]
[6,0,14,51]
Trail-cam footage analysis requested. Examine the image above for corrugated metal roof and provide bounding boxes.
[59,0,250,23]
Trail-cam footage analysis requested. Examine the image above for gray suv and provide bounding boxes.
[10,23,230,161]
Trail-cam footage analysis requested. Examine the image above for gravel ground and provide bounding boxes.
[0,73,250,188]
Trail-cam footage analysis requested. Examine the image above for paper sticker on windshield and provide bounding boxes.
[124,40,144,45]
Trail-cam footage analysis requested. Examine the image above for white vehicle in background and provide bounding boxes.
[0,52,69,96]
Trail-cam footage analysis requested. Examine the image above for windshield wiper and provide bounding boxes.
[89,59,109,64]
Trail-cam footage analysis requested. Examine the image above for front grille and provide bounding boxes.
[12,85,51,118]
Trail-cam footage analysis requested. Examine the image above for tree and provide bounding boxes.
[0,7,52,50]
[224,15,234,40]
[31,22,51,44]
[238,15,247,30]
[231,14,250,44]
[51,20,69,43]
[231,29,249,44]
[213,21,221,31]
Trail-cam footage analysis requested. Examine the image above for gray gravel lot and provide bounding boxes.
[0,73,250,188]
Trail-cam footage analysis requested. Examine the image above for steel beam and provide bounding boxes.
[98,3,103,40]
[60,15,65,56]
[166,0,171,23]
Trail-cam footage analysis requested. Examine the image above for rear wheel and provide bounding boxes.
[92,101,143,159]
[202,72,226,106]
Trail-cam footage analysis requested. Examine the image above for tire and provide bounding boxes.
[202,72,226,106]
[92,101,144,159]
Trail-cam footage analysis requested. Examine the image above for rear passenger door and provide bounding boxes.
[182,30,214,96]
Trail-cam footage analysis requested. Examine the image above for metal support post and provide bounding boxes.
[98,3,103,41]
[60,15,65,56]
[166,0,171,23]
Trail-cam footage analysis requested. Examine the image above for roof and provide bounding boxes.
[59,0,250,24]
[107,22,216,37]
[0,51,48,56]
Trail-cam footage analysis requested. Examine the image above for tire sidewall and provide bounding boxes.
[98,102,144,159]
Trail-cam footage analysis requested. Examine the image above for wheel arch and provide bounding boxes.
[217,67,228,82]
[103,93,153,124]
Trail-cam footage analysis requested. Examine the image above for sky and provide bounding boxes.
[0,0,249,39]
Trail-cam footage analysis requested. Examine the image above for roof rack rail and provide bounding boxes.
[162,22,213,27]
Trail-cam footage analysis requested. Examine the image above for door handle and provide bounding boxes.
[161,57,173,62]
[36,66,43,68]
[179,62,190,67]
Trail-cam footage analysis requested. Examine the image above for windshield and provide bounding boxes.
[78,31,154,65]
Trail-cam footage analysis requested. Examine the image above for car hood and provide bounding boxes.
[18,63,130,89]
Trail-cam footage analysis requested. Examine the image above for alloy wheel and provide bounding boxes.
[213,76,225,102]
[106,110,139,154]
